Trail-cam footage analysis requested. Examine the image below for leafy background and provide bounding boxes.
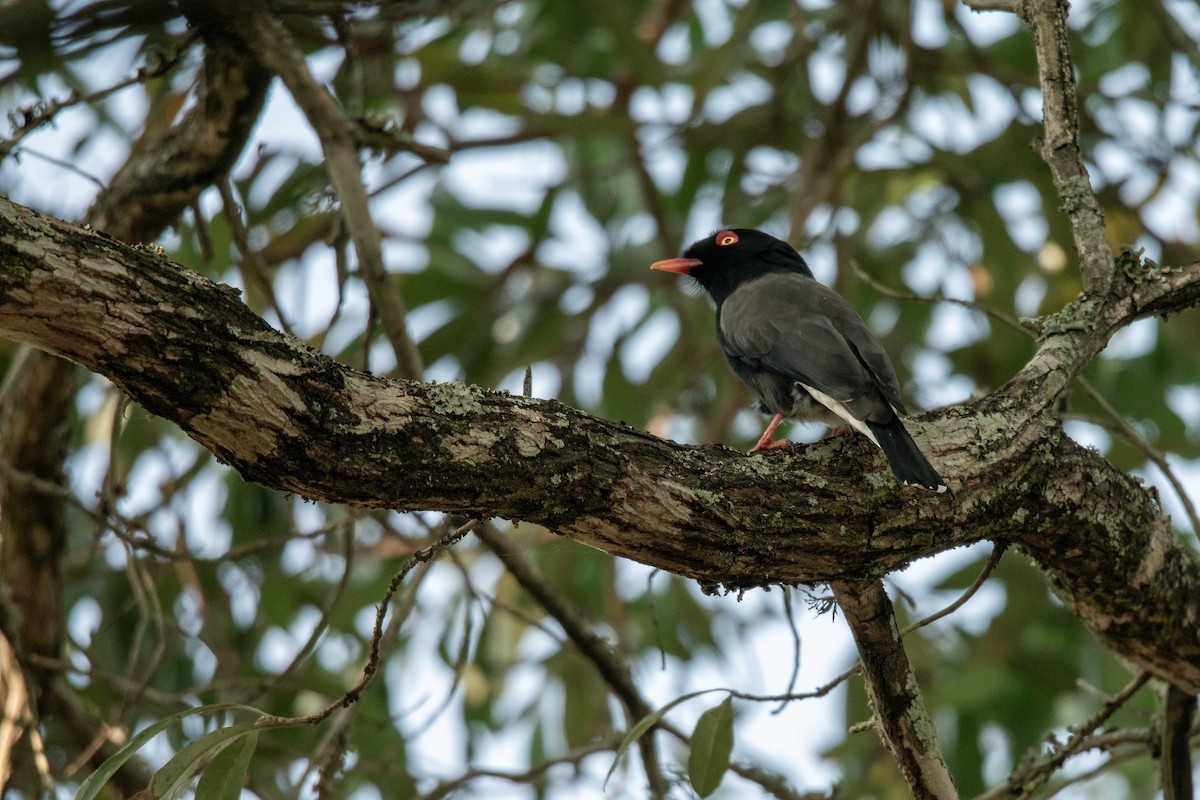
[1,0,1198,797]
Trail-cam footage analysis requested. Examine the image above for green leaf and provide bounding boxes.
[194,731,258,800]
[687,696,735,797]
[152,722,263,800]
[74,704,263,800]
[604,688,727,788]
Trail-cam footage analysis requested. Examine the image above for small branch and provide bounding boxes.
[352,115,451,164]
[1072,377,1200,538]
[976,671,1151,799]
[474,524,671,800]
[476,525,811,800]
[0,33,196,160]
[739,543,1006,709]
[1020,0,1112,295]
[900,542,1008,636]
[963,0,1021,11]
[831,579,957,800]
[237,4,424,380]
[217,179,295,336]
[415,738,621,800]
[1160,684,1196,800]
[257,519,476,727]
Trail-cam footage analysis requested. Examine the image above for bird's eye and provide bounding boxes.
[716,231,739,247]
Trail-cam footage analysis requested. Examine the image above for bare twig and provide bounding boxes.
[475,524,815,800]
[217,179,296,336]
[0,33,196,159]
[414,738,621,800]
[473,524,671,800]
[900,542,1008,636]
[257,519,478,727]
[975,671,1152,799]
[963,0,1021,11]
[1071,377,1200,538]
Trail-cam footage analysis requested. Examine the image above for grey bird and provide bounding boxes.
[652,228,946,492]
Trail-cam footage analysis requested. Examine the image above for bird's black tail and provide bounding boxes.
[866,418,946,493]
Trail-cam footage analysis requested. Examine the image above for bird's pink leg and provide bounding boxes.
[749,414,790,453]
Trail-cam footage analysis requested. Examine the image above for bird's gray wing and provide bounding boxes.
[719,273,907,424]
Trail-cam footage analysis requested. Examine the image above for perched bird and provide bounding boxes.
[652,228,946,492]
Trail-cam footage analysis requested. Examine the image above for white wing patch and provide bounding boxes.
[798,382,880,446]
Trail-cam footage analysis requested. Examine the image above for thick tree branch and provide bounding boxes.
[1,196,1200,693]
[832,580,956,799]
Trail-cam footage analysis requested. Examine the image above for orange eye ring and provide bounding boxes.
[715,231,739,247]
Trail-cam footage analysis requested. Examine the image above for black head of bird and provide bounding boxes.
[652,228,946,492]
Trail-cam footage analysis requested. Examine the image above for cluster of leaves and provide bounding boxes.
[1,0,1197,797]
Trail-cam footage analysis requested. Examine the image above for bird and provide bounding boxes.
[651,228,946,492]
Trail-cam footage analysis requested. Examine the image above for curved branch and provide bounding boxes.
[1,196,1199,692]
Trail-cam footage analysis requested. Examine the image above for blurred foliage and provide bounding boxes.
[2,0,1199,797]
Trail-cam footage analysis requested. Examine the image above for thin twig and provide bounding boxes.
[0,33,197,159]
[974,671,1152,800]
[1072,377,1200,537]
[254,516,357,701]
[473,524,671,800]
[414,738,622,800]
[848,258,1034,339]
[900,542,1008,635]
[740,543,1006,707]
[217,179,296,336]
[257,519,479,727]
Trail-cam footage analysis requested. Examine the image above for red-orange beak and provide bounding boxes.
[650,257,703,275]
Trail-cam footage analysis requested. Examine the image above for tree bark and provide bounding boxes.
[1,195,1198,694]
[832,580,956,800]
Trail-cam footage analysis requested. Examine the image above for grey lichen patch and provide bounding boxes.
[691,487,728,509]
[1131,528,1168,586]
[440,429,500,463]
[803,472,829,489]
[425,381,483,416]
[347,373,417,423]
[1059,174,1097,213]
[969,413,1012,459]
[512,403,569,429]
[865,471,888,490]
[512,421,555,456]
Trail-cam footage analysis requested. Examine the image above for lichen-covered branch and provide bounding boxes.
[1,195,1199,692]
